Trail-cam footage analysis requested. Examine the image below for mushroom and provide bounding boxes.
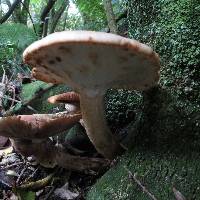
[0,111,81,139]
[23,31,160,159]
[10,137,108,171]
[0,112,108,170]
[48,91,80,113]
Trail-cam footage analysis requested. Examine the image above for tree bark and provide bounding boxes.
[62,8,69,31]
[103,0,117,34]
[20,0,30,25]
[38,0,57,37]
[12,0,21,23]
[0,0,2,18]
[49,0,69,33]
[0,0,21,24]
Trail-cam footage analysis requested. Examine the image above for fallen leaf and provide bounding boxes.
[0,146,13,157]
[54,183,79,200]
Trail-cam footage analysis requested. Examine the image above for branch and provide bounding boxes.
[38,0,57,37]
[0,0,21,23]
[103,0,117,34]
[20,0,30,24]
[49,0,69,33]
[4,84,56,116]
[19,0,37,35]
[124,166,158,200]
[105,10,127,33]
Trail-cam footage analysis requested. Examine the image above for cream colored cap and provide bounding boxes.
[23,31,160,93]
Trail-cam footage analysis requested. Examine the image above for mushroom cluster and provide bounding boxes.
[0,94,107,170]
[23,31,160,159]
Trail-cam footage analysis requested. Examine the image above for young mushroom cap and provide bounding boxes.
[47,91,80,104]
[48,91,80,113]
[23,31,160,159]
[0,112,81,139]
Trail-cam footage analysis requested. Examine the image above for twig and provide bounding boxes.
[1,65,6,84]
[16,166,28,184]
[19,0,38,36]
[26,105,38,113]
[24,167,39,183]
[18,173,54,190]
[4,84,56,116]
[0,94,21,103]
[124,166,158,200]
[43,186,55,200]
[1,162,24,169]
[173,187,186,200]
[8,85,16,109]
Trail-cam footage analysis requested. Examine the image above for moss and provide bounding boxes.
[15,81,71,114]
[87,0,200,199]
[27,84,70,114]
[87,149,200,200]
[105,89,142,131]
[21,81,49,101]
[128,0,200,103]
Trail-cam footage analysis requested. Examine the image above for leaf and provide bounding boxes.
[17,190,36,200]
[54,183,79,199]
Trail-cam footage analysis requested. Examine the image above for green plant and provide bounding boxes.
[73,0,107,30]
[0,23,37,76]
[128,0,200,103]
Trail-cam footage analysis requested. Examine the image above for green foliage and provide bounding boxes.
[0,23,37,75]
[19,81,70,114]
[21,81,49,100]
[105,89,142,130]
[73,0,107,30]
[64,14,84,30]
[128,0,200,102]
[88,1,200,199]
[0,23,37,51]
[112,0,128,15]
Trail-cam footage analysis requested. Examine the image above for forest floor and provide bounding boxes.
[0,80,116,200]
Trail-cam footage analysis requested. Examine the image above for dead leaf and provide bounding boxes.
[54,183,79,200]
[0,146,13,157]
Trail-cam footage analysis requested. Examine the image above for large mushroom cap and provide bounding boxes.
[23,31,160,93]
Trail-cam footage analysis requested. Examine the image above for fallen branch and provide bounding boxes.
[18,173,54,191]
[173,187,186,200]
[124,166,158,200]
[4,84,56,116]
[11,137,109,171]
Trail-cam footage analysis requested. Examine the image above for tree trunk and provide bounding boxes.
[62,9,69,31]
[38,0,57,37]
[0,0,2,18]
[20,0,30,25]
[0,0,21,24]
[103,0,117,34]
[49,0,69,33]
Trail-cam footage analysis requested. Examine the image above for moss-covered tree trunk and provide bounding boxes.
[87,0,200,199]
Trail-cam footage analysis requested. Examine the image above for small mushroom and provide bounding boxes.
[48,91,80,113]
[10,137,108,170]
[0,111,81,139]
[48,91,80,104]
[23,31,160,159]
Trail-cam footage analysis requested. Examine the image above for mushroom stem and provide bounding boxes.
[11,138,109,170]
[80,92,124,159]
